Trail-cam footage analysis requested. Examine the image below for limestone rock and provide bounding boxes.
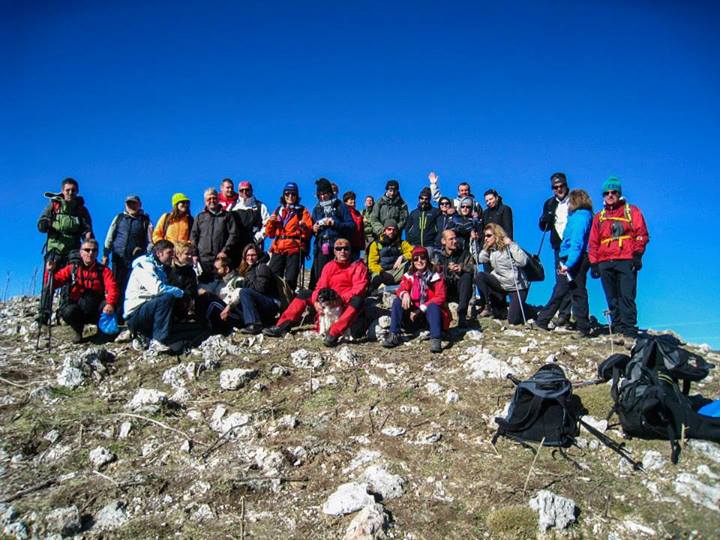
[322,482,375,516]
[343,503,389,540]
[89,446,116,469]
[219,368,258,390]
[125,388,168,412]
[45,505,81,536]
[3,521,28,539]
[688,440,720,464]
[462,346,515,379]
[57,366,84,388]
[94,500,128,531]
[360,464,404,500]
[642,450,667,472]
[291,348,323,369]
[445,390,460,404]
[674,473,720,511]
[529,490,577,532]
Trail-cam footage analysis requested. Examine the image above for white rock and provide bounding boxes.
[219,368,258,390]
[254,447,286,474]
[94,500,128,531]
[57,366,84,388]
[43,444,72,463]
[674,473,720,511]
[425,381,443,395]
[3,522,28,539]
[581,415,608,433]
[271,365,290,377]
[1,505,17,526]
[642,451,667,472]
[89,446,116,469]
[342,503,389,540]
[688,440,720,464]
[335,346,359,366]
[623,520,656,536]
[360,464,404,500]
[381,427,406,437]
[161,364,188,388]
[125,388,167,412]
[275,414,298,430]
[43,430,60,443]
[326,375,339,385]
[291,348,323,369]
[464,330,483,341]
[45,506,81,536]
[463,346,515,380]
[445,390,460,404]
[399,405,420,415]
[415,432,441,445]
[368,374,387,388]
[289,446,307,466]
[180,440,192,453]
[697,464,719,480]
[343,450,382,474]
[209,405,252,435]
[191,504,215,522]
[529,490,577,532]
[171,387,191,404]
[322,482,375,516]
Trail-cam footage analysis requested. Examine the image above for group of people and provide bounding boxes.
[36,171,649,353]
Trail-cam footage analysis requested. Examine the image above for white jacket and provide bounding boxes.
[124,255,182,317]
[478,242,529,291]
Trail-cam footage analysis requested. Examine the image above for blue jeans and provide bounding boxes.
[126,293,174,343]
[239,288,279,326]
[389,297,443,339]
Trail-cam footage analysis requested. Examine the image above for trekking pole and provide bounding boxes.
[536,229,548,257]
[604,308,615,355]
[506,246,527,325]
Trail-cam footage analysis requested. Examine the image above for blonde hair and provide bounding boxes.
[568,189,593,212]
[483,223,510,252]
[174,241,195,259]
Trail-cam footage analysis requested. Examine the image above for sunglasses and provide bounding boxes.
[239,188,251,192]
[81,248,98,253]
[603,190,619,196]
[460,206,472,210]
[412,255,427,261]
[483,233,493,238]
[439,201,450,206]
[552,184,566,191]
[334,245,351,252]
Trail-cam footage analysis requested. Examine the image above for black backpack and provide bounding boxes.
[493,364,580,447]
[521,249,545,282]
[607,334,720,463]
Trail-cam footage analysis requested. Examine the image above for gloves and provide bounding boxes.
[38,219,50,233]
[254,231,265,244]
[163,285,185,298]
[632,254,643,271]
[539,212,554,231]
[591,264,600,279]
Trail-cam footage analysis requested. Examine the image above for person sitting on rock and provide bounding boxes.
[236,243,281,334]
[124,240,185,352]
[167,241,206,323]
[432,229,475,328]
[263,237,368,347]
[367,219,412,290]
[382,246,450,354]
[47,239,118,343]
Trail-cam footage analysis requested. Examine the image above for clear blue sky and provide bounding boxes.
[3,1,720,347]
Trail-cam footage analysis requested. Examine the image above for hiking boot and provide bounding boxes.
[382,333,401,349]
[241,324,262,335]
[534,320,550,331]
[71,329,83,344]
[132,335,150,351]
[115,329,132,343]
[555,314,570,327]
[263,324,288,338]
[457,315,468,329]
[148,340,171,354]
[430,338,442,354]
[478,308,492,318]
[323,333,339,348]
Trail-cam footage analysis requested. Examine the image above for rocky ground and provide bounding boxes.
[1,295,719,539]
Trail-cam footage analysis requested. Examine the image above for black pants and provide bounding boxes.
[553,248,572,319]
[60,293,104,333]
[537,254,590,332]
[309,246,333,290]
[112,255,132,321]
[599,259,638,335]
[446,272,474,321]
[475,272,529,325]
[38,252,69,324]
[269,252,302,290]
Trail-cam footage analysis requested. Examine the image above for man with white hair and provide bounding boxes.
[190,188,239,280]
[231,180,270,253]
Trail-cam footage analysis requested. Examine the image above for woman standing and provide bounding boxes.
[482,189,513,240]
[475,223,531,325]
[535,189,593,335]
[152,193,193,244]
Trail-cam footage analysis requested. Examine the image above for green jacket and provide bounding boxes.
[37,196,93,256]
[369,195,409,236]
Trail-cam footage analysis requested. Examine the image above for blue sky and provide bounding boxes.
[3,1,720,346]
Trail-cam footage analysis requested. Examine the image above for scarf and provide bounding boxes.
[409,270,432,305]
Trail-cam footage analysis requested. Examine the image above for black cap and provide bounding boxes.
[550,172,567,186]
[419,187,431,199]
[316,177,333,196]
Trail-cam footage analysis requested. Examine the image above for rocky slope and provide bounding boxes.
[1,295,719,539]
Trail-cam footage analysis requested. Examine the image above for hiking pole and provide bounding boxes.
[604,308,615,355]
[506,246,527,325]
[537,229,548,257]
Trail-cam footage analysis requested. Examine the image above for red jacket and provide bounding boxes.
[311,259,368,305]
[588,201,649,264]
[53,262,120,307]
[397,271,452,330]
[266,205,313,255]
[347,207,365,252]
[218,192,238,212]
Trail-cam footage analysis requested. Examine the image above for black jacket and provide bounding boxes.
[242,262,278,298]
[432,248,474,282]
[168,263,199,297]
[190,209,239,264]
[482,201,513,240]
[539,196,566,250]
[405,205,440,247]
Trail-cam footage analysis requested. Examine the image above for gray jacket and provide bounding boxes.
[478,242,528,291]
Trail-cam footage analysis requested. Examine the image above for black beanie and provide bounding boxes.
[419,187,431,199]
[386,179,399,191]
[550,172,567,186]
[316,177,333,195]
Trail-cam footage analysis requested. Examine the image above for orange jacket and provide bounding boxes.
[152,213,193,245]
[265,205,313,255]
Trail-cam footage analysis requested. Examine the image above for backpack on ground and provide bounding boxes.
[606,334,720,463]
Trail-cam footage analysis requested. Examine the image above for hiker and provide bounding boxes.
[309,178,354,288]
[218,178,239,211]
[432,229,475,328]
[123,240,184,352]
[482,189,513,240]
[231,180,270,254]
[369,180,409,237]
[361,195,375,248]
[37,177,94,324]
[152,193,193,245]
[405,187,440,254]
[538,172,572,326]
[236,244,281,334]
[435,196,460,246]
[343,191,365,260]
[588,176,650,338]
[265,182,313,290]
[428,171,481,214]
[535,189,593,336]
[454,197,480,253]
[195,253,243,332]
[382,246,450,354]
[191,188,239,281]
[475,223,532,325]
[102,194,153,322]
[167,241,205,323]
[367,220,413,290]
[47,239,118,343]
[263,237,368,347]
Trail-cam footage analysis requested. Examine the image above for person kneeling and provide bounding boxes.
[263,238,368,347]
[382,246,450,354]
[48,239,119,344]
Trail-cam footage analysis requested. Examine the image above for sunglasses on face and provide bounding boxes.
[552,184,566,191]
[412,255,427,261]
[334,245,351,252]
[461,206,472,210]
[239,188,251,193]
[603,190,619,196]
[484,233,493,238]
[439,202,450,206]
[81,248,98,253]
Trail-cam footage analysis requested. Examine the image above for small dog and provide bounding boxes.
[316,288,343,336]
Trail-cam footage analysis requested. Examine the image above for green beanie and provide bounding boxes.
[171,192,190,207]
[601,176,622,195]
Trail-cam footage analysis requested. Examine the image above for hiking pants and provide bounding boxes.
[239,288,279,326]
[277,292,364,338]
[38,252,69,324]
[204,295,244,333]
[553,248,572,320]
[269,252,302,290]
[309,246,333,290]
[475,272,529,325]
[60,293,104,333]
[126,293,175,343]
[599,259,638,335]
[370,264,406,290]
[537,253,590,332]
[445,271,473,321]
[390,297,442,339]
[111,255,132,321]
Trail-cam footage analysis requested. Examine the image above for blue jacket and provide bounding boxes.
[311,198,354,250]
[559,208,592,269]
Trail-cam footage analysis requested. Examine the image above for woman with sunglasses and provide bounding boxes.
[382,246,450,353]
[434,196,460,247]
[475,223,532,325]
[153,192,193,245]
[265,182,313,290]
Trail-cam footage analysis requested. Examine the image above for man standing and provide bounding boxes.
[218,178,239,211]
[432,229,475,328]
[406,187,440,252]
[231,181,270,253]
[102,194,153,321]
[263,237,368,347]
[37,177,94,324]
[191,188,239,280]
[369,180,409,237]
[538,172,572,326]
[428,171,481,215]
[588,177,649,338]
[361,195,375,248]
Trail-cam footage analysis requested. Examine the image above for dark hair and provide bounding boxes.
[279,193,302,206]
[550,172,567,185]
[484,188,500,198]
[342,191,356,203]
[221,178,234,186]
[238,244,259,276]
[62,177,79,190]
[153,239,174,254]
[439,196,451,205]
